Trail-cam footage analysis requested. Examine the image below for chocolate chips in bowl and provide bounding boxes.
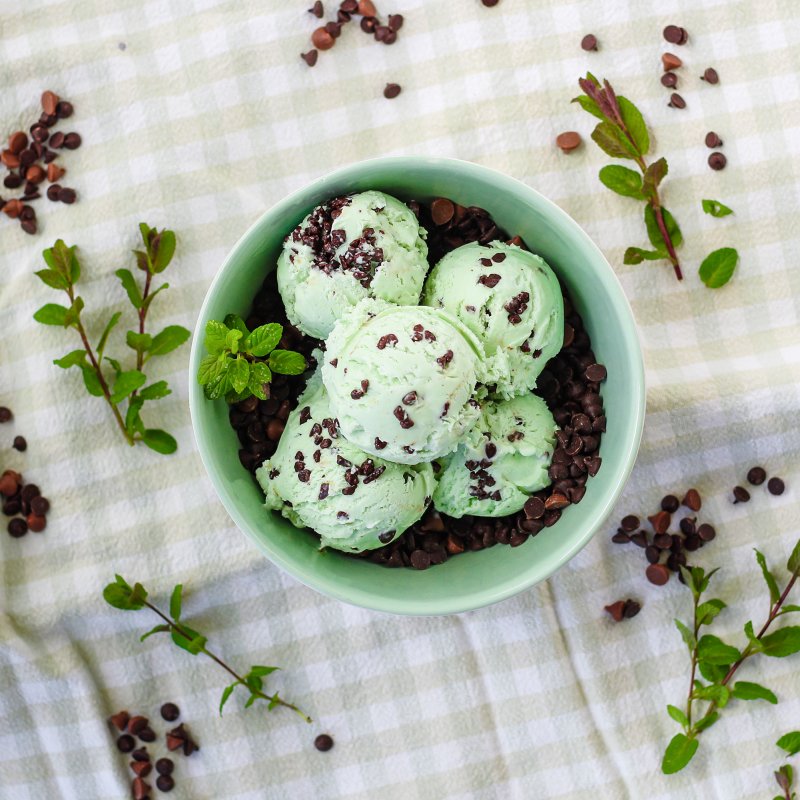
[227,198,606,570]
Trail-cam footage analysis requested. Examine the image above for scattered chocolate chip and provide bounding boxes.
[663,25,688,45]
[301,49,319,66]
[662,52,682,71]
[701,68,719,84]
[660,494,679,513]
[767,477,785,496]
[156,757,174,775]
[604,600,625,621]
[110,711,130,731]
[611,530,630,544]
[646,563,671,586]
[131,777,150,800]
[383,83,402,99]
[131,747,149,762]
[309,0,323,16]
[620,514,640,532]
[130,760,152,778]
[160,703,180,722]
[481,0,499,6]
[732,485,750,504]
[584,363,606,382]
[746,466,766,486]
[311,27,335,49]
[705,131,723,148]
[661,72,678,88]
[555,131,582,153]
[12,436,27,452]
[117,734,135,753]
[410,549,431,569]
[682,488,702,511]
[708,152,727,171]
[8,518,27,538]
[41,90,59,116]
[156,775,175,792]
[27,514,46,532]
[580,34,598,51]
[697,523,716,542]
[623,599,641,618]
[314,734,334,751]
[388,14,403,30]
[668,92,686,109]
[430,197,455,226]
[63,132,81,149]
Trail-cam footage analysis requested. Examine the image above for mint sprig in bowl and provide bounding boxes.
[188,157,645,615]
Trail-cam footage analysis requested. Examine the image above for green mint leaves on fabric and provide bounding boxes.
[197,315,306,404]
[33,225,190,453]
[102,576,311,723]
[661,542,800,774]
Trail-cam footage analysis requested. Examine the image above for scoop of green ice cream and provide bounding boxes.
[322,299,485,464]
[277,191,429,339]
[422,241,564,399]
[256,375,435,553]
[433,393,557,518]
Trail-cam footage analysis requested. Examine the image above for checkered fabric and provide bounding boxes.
[1,0,799,798]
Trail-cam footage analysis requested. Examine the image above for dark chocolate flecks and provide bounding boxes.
[478,273,501,288]
[402,391,417,405]
[436,350,454,368]
[374,437,387,450]
[393,406,415,429]
[377,333,398,350]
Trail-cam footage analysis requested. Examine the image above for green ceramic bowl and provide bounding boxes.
[189,157,645,615]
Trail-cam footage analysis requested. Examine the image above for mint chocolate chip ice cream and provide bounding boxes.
[256,374,435,553]
[277,191,429,340]
[322,299,486,465]
[433,393,558,518]
[422,241,564,399]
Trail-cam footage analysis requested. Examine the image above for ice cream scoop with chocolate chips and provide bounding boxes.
[256,373,435,553]
[422,241,564,399]
[433,393,557,518]
[322,299,486,465]
[277,190,429,339]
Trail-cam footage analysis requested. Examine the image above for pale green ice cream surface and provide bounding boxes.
[277,191,429,339]
[433,393,557,518]
[322,299,486,465]
[256,375,436,553]
[422,241,564,399]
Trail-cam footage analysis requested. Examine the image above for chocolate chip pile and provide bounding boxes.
[612,489,719,587]
[228,199,607,570]
[110,704,198,796]
[1,90,81,235]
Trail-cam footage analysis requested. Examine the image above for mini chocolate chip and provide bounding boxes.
[682,488,702,511]
[705,131,723,148]
[155,758,174,775]
[314,734,334,751]
[117,734,135,753]
[160,703,180,722]
[668,92,686,109]
[580,33,598,51]
[767,477,785,496]
[646,563,671,586]
[701,67,719,84]
[732,485,750,504]
[12,436,27,452]
[697,523,716,542]
[661,73,678,88]
[746,466,766,485]
[383,83,402,99]
[708,152,727,170]
[620,514,640,532]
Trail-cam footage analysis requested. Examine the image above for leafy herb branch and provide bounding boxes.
[103,575,311,723]
[774,733,800,800]
[662,540,800,774]
[33,225,190,454]
[573,74,739,288]
[197,315,306,403]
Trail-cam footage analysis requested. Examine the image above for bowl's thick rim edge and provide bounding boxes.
[188,155,646,616]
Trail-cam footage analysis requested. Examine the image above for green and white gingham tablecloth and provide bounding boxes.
[1,0,799,798]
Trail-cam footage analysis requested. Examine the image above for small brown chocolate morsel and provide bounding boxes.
[662,52,682,71]
[314,733,334,751]
[556,131,581,153]
[581,34,598,51]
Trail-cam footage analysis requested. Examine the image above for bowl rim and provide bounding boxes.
[189,155,646,616]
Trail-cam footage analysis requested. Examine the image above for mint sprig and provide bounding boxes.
[197,315,306,403]
[661,540,800,774]
[33,225,190,453]
[574,74,739,287]
[102,575,311,723]
[775,734,800,800]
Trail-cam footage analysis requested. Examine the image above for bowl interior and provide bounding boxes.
[189,157,644,615]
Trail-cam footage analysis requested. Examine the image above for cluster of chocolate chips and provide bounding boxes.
[0,90,81,235]
[110,704,198,797]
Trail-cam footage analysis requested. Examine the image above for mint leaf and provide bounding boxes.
[103,580,147,610]
[152,230,176,273]
[754,549,781,605]
[229,357,250,394]
[598,165,643,198]
[224,314,249,336]
[105,357,123,375]
[694,711,719,732]
[80,364,104,397]
[779,605,800,616]
[788,539,800,575]
[249,361,272,400]
[126,331,152,355]
[34,303,70,326]
[149,325,191,358]
[170,584,183,620]
[661,733,698,774]
[674,619,696,652]
[226,329,243,354]
[140,381,171,400]
[623,246,664,265]
[248,665,279,677]
[702,199,733,218]
[140,624,170,642]
[572,94,604,120]
[777,732,800,756]
[97,312,122,361]
[244,323,282,357]
[141,282,169,314]
[667,704,689,728]
[269,350,306,376]
[204,320,230,354]
[731,681,777,704]
[63,296,84,328]
[699,247,738,288]
[198,354,226,385]
[171,623,206,655]
[591,121,638,160]
[205,369,232,400]
[642,157,668,199]
[111,370,147,403]
[54,349,86,369]
[618,96,649,155]
[743,620,765,653]
[35,268,69,290]
[644,205,682,251]
[698,661,729,683]
[125,396,145,436]
[142,429,177,454]
[697,635,740,665]
[761,627,800,658]
[116,268,143,309]
[696,599,726,626]
[219,682,239,715]
[693,683,730,707]
[46,239,80,283]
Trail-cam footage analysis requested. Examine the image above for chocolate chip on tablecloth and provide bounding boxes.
[708,152,727,171]
[383,83,402,99]
[767,477,785,496]
[661,72,678,88]
[746,466,766,485]
[705,131,723,148]
[663,24,688,45]
[701,68,719,84]
[314,733,334,751]
[160,703,180,722]
[156,758,174,775]
[662,52,682,71]
[556,131,582,153]
[580,34,598,51]
[732,485,750,504]
[668,92,686,109]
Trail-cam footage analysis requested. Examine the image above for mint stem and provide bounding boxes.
[685,592,701,728]
[142,600,311,723]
